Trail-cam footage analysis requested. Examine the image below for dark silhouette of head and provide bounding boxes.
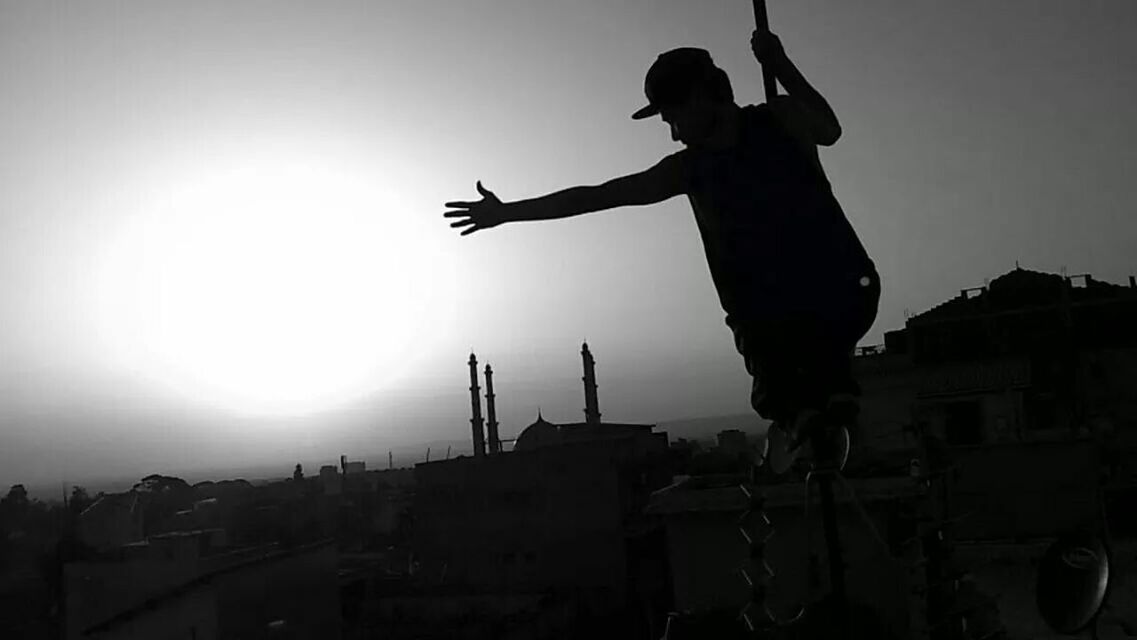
[632,47,736,147]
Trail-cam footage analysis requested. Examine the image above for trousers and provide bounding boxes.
[729,270,882,423]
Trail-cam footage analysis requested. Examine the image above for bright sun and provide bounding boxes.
[95,154,453,416]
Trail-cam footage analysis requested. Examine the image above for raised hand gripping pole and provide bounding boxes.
[752,0,778,102]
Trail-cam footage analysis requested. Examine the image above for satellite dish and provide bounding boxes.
[762,420,851,475]
[1036,532,1110,635]
[764,422,798,474]
[834,425,850,471]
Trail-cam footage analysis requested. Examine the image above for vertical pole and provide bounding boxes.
[751,0,779,102]
[809,419,849,638]
[817,473,848,637]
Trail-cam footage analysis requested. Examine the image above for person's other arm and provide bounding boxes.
[444,154,686,236]
[751,30,842,146]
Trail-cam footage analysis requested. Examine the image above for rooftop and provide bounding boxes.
[911,267,1135,325]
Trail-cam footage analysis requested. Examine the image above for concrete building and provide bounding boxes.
[319,465,342,496]
[853,268,1137,461]
[847,269,1137,530]
[77,492,145,552]
[408,345,672,637]
[649,269,1137,638]
[848,269,1137,637]
[714,429,749,457]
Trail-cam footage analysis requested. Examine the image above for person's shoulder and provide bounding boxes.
[740,102,776,128]
[652,150,693,192]
[739,103,763,118]
[764,95,809,123]
[658,149,691,176]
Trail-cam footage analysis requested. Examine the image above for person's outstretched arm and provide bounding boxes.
[751,30,842,146]
[444,155,685,236]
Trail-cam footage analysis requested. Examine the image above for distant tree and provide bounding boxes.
[293,464,304,482]
[133,474,191,494]
[69,486,93,516]
[133,475,194,534]
[1,484,30,524]
[3,484,29,509]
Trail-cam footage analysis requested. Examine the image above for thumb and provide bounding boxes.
[476,180,491,197]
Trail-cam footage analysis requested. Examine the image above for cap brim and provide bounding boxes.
[631,104,659,120]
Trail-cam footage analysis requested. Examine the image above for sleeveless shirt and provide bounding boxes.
[671,102,876,327]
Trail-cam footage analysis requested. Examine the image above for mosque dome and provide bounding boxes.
[514,410,560,452]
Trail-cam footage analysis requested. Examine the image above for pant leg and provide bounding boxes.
[731,270,881,422]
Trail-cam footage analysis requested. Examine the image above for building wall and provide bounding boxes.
[413,435,669,608]
[67,542,339,640]
[415,449,627,596]
[78,503,144,552]
[65,555,200,639]
[215,542,341,639]
[945,440,1101,541]
[1082,347,1137,432]
[854,354,919,456]
[764,500,913,638]
[657,486,917,639]
[663,515,748,612]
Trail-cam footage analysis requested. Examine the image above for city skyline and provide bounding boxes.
[3,0,1136,489]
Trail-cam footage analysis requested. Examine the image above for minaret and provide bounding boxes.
[469,353,487,457]
[485,364,501,454]
[582,342,601,425]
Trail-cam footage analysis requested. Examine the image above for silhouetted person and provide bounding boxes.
[445,31,880,434]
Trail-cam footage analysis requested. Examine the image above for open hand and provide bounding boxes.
[751,29,786,65]
[444,181,508,236]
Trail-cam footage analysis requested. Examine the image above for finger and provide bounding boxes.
[460,225,480,236]
[443,210,473,218]
[476,181,495,198]
[450,219,475,228]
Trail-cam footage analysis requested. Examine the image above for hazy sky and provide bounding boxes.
[2,1,1135,491]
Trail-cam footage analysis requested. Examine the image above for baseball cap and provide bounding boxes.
[631,47,724,120]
